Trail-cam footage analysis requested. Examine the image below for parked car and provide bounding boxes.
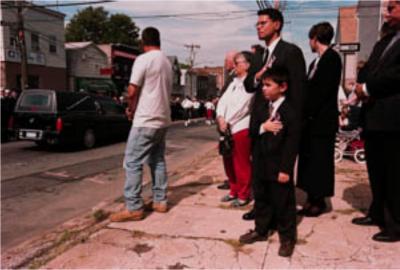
[11,89,131,148]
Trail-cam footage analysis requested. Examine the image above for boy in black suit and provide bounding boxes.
[239,67,300,257]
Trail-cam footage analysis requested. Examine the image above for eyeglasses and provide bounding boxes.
[387,3,399,13]
[255,21,268,27]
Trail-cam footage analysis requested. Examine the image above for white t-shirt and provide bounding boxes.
[193,101,201,110]
[181,98,193,109]
[129,50,172,128]
[205,101,215,110]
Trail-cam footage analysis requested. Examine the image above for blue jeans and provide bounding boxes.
[123,127,168,211]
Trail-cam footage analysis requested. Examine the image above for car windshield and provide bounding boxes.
[17,93,54,112]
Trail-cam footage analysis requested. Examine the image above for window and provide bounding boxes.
[9,28,18,47]
[31,32,39,51]
[49,35,57,53]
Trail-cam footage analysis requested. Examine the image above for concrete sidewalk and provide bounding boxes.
[40,150,400,268]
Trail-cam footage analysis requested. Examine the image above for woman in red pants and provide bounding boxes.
[216,51,254,207]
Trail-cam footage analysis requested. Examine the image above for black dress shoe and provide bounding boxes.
[297,202,312,216]
[372,231,400,242]
[242,209,255,221]
[303,205,326,217]
[239,230,268,244]
[352,216,378,226]
[217,180,230,190]
[278,241,295,257]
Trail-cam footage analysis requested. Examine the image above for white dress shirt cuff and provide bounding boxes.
[362,83,369,97]
[259,124,266,135]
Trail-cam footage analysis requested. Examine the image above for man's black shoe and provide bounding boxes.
[372,231,400,243]
[242,209,255,221]
[352,216,378,226]
[239,230,267,244]
[278,241,295,257]
[217,180,230,190]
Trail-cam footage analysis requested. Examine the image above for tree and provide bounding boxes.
[65,7,140,47]
[104,14,139,46]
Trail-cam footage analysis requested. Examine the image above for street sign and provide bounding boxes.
[340,43,360,53]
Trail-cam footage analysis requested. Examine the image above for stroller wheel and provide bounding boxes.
[354,149,366,164]
[335,148,343,163]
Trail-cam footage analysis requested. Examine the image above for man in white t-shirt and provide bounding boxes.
[111,27,173,222]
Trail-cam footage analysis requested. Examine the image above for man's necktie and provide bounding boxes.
[269,102,274,117]
[263,48,269,66]
[308,57,320,79]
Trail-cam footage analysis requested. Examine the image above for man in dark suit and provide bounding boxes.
[297,22,342,217]
[241,8,306,221]
[352,0,400,243]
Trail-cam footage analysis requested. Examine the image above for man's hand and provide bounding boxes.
[278,172,290,184]
[255,65,268,81]
[125,107,134,121]
[354,83,368,102]
[262,118,283,134]
[217,117,228,133]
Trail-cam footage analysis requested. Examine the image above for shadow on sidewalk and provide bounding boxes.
[167,175,214,209]
[342,183,371,214]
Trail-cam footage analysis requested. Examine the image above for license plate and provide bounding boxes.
[26,131,38,139]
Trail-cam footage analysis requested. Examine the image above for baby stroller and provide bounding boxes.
[335,128,366,164]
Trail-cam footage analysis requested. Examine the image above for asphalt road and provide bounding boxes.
[1,122,218,251]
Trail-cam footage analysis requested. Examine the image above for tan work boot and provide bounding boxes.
[109,209,144,222]
[152,202,168,213]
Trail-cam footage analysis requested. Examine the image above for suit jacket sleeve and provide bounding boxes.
[366,63,400,99]
[249,92,264,139]
[244,51,264,93]
[279,106,301,175]
[286,45,307,116]
[358,36,400,99]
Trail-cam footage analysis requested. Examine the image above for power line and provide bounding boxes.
[1,0,114,9]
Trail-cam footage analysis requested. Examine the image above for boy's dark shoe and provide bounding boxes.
[372,231,400,242]
[217,180,230,190]
[352,216,378,226]
[278,240,296,257]
[239,230,268,244]
[242,208,255,220]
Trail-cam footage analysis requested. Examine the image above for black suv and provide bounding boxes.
[12,89,131,148]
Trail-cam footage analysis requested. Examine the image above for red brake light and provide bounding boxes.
[8,116,14,129]
[56,117,63,133]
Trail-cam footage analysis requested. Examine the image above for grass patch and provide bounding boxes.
[334,208,358,215]
[132,230,146,238]
[93,209,109,222]
[168,262,189,269]
[114,196,125,203]
[297,238,307,245]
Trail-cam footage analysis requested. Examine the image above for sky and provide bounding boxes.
[47,0,359,67]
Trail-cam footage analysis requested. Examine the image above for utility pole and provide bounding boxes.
[17,1,28,90]
[184,44,200,97]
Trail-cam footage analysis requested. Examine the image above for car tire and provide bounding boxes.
[83,129,96,149]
